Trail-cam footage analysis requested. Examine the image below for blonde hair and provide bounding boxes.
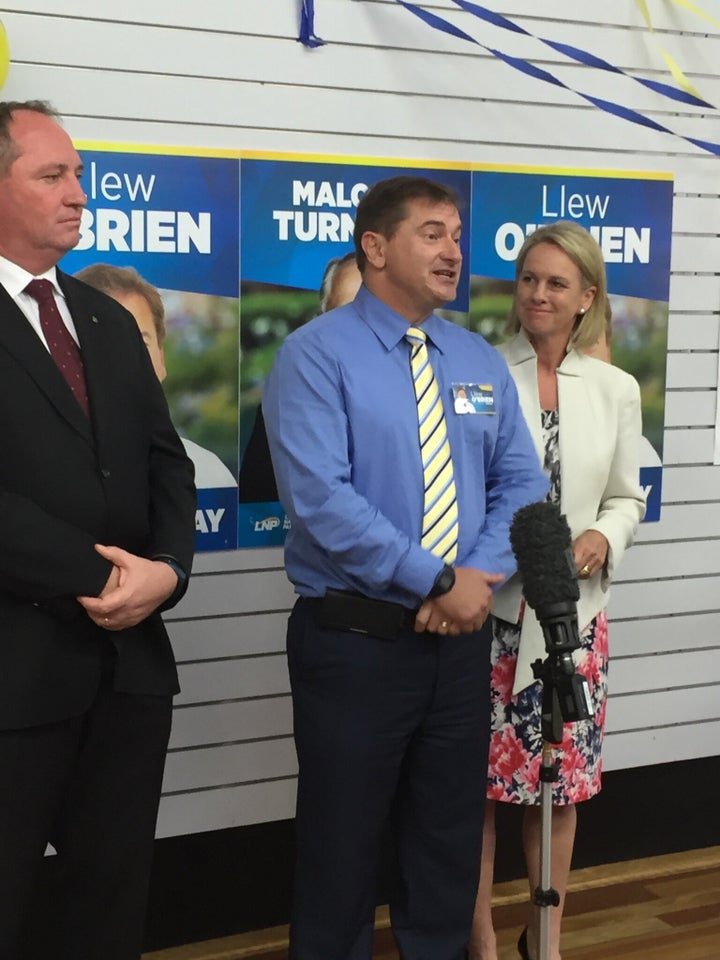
[507,221,608,350]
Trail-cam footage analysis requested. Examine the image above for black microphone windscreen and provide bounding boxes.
[509,501,579,611]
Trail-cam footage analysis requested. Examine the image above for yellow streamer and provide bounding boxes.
[666,0,720,31]
[0,22,9,91]
[636,0,709,103]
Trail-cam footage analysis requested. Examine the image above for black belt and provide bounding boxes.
[304,589,419,640]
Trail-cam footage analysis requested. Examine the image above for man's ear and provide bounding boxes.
[361,230,386,270]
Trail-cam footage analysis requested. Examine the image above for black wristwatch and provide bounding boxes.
[427,563,456,599]
[153,555,188,606]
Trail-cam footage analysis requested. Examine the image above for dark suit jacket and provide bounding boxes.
[0,270,196,730]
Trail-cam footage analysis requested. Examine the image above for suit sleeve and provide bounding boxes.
[99,306,196,599]
[145,354,197,589]
[589,373,646,586]
[0,491,118,601]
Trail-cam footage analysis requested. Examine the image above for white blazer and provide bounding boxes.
[492,331,647,694]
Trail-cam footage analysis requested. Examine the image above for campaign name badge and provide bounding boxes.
[452,383,495,415]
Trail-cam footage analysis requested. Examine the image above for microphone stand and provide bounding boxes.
[530,605,593,960]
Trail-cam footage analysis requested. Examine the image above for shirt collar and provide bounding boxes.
[353,283,447,353]
[0,255,62,300]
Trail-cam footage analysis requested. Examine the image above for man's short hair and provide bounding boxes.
[0,100,59,178]
[353,175,460,273]
[75,264,167,344]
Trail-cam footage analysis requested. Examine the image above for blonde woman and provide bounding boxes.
[470,223,646,960]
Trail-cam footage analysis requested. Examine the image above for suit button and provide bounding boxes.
[101,468,111,478]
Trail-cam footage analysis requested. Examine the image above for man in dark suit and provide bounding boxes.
[0,101,196,959]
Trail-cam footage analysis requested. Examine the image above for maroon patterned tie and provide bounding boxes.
[25,279,90,416]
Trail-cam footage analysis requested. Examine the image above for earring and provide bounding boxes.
[578,308,585,315]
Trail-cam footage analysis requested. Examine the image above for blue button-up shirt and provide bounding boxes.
[263,285,547,606]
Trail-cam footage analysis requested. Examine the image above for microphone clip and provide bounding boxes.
[531,605,594,743]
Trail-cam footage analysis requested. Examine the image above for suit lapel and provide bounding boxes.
[0,281,93,444]
[502,337,545,464]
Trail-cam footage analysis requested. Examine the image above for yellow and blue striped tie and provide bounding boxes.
[406,327,458,564]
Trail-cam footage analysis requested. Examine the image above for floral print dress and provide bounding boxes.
[487,409,609,805]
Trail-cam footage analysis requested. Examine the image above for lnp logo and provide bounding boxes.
[238,501,290,547]
[255,515,281,532]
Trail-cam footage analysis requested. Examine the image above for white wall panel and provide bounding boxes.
[662,465,720,502]
[607,686,720,733]
[618,538,720,581]
[669,277,720,315]
[671,235,720,274]
[172,570,296,620]
[664,391,716,427]
[168,613,288,661]
[661,427,714,465]
[604,721,720,771]
[665,353,716,390]
[610,612,720,657]
[163,738,297,793]
[672,197,720,235]
[4,1,720,838]
[175,656,290,707]
[611,577,720,620]
[610,649,720,694]
[667,315,718,352]
[189,546,284,575]
[635,503,720,541]
[169,697,293,750]
[157,779,297,838]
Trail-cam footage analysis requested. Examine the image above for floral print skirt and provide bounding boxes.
[487,610,609,806]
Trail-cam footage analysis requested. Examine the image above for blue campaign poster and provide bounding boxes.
[469,166,672,522]
[60,145,672,547]
[62,147,241,552]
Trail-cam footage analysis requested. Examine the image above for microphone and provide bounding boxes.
[509,501,592,739]
[510,500,578,641]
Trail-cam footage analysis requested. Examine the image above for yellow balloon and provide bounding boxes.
[0,21,10,92]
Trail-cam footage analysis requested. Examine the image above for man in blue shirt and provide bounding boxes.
[263,176,547,960]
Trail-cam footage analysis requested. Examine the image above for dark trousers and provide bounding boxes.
[287,598,491,960]
[0,672,172,960]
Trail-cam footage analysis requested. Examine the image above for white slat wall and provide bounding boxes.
[4,0,719,837]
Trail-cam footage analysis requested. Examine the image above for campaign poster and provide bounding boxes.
[470,167,673,522]
[61,147,241,552]
[59,146,672,552]
[237,157,472,547]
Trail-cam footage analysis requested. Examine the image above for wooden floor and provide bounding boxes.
[144,846,720,960]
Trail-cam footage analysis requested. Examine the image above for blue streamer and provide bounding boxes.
[395,0,720,157]
[546,39,712,107]
[488,48,565,89]
[636,76,712,107]
[298,0,325,48]
[449,0,713,110]
[581,94,670,134]
[395,0,477,44]
[449,0,528,35]
[685,136,720,157]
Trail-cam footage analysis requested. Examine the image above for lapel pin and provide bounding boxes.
[91,316,99,324]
